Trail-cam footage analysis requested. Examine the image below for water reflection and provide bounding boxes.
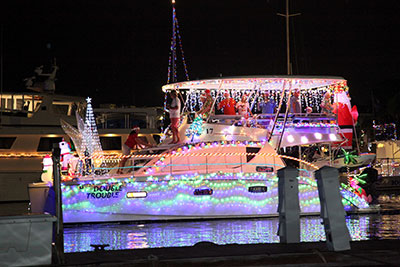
[64,214,400,253]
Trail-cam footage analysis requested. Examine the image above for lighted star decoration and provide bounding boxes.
[86,97,92,104]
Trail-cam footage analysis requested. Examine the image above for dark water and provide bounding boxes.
[64,193,400,253]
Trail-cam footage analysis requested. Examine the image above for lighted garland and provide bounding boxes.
[185,116,204,140]
[61,169,369,223]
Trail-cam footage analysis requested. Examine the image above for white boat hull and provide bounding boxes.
[62,173,369,223]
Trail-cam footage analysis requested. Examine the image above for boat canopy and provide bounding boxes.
[162,76,347,92]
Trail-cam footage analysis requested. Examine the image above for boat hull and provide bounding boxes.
[62,172,368,223]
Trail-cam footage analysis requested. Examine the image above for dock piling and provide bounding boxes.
[277,166,300,243]
[315,166,351,251]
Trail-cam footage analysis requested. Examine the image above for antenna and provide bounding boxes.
[277,0,301,75]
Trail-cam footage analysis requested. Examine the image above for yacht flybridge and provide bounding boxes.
[162,76,349,148]
[61,76,372,223]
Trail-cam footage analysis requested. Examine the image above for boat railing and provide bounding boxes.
[374,157,400,176]
[69,151,315,180]
[67,158,316,188]
[206,113,338,129]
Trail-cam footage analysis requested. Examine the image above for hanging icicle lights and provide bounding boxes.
[163,77,348,114]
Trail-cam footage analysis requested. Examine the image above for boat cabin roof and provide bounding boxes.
[162,76,347,92]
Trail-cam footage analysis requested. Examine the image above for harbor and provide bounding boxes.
[1,199,400,266]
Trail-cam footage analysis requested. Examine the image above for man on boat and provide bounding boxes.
[217,92,236,115]
[168,90,181,144]
[320,91,334,115]
[258,93,276,114]
[197,89,214,117]
[289,89,302,114]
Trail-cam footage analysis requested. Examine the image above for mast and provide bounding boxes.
[163,0,190,132]
[171,0,176,83]
[167,0,189,84]
[277,0,300,75]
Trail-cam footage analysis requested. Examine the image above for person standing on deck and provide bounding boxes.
[236,94,253,127]
[320,91,334,115]
[218,92,236,115]
[197,89,214,118]
[168,90,181,144]
[258,93,276,114]
[289,90,302,114]
[117,127,152,174]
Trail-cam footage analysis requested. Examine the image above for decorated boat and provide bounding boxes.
[60,76,372,223]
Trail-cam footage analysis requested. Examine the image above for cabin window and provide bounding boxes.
[100,136,121,150]
[53,104,69,115]
[16,99,23,110]
[248,186,268,193]
[256,166,274,172]
[37,137,63,151]
[137,136,148,144]
[246,147,261,162]
[194,188,213,196]
[152,134,161,144]
[0,137,17,149]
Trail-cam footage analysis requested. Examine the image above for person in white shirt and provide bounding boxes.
[236,94,252,119]
[236,94,253,126]
[168,90,181,144]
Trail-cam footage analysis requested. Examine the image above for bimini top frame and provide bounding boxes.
[162,76,347,92]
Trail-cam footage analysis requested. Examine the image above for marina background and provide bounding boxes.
[1,0,400,125]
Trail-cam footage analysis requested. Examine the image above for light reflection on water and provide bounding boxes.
[64,214,400,252]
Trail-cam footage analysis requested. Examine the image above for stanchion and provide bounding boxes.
[52,144,64,264]
[277,166,300,243]
[315,166,351,251]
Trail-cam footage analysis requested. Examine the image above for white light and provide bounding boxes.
[329,134,337,141]
[287,135,295,143]
[126,191,147,198]
[301,136,309,143]
[314,133,322,140]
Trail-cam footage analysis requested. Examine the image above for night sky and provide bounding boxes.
[1,0,400,122]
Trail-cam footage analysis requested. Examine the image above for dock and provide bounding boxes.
[63,239,400,266]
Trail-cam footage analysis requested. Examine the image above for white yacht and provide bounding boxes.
[0,64,162,202]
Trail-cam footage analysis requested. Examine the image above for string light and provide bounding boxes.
[62,169,368,223]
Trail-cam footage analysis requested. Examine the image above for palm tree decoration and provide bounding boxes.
[341,148,358,165]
